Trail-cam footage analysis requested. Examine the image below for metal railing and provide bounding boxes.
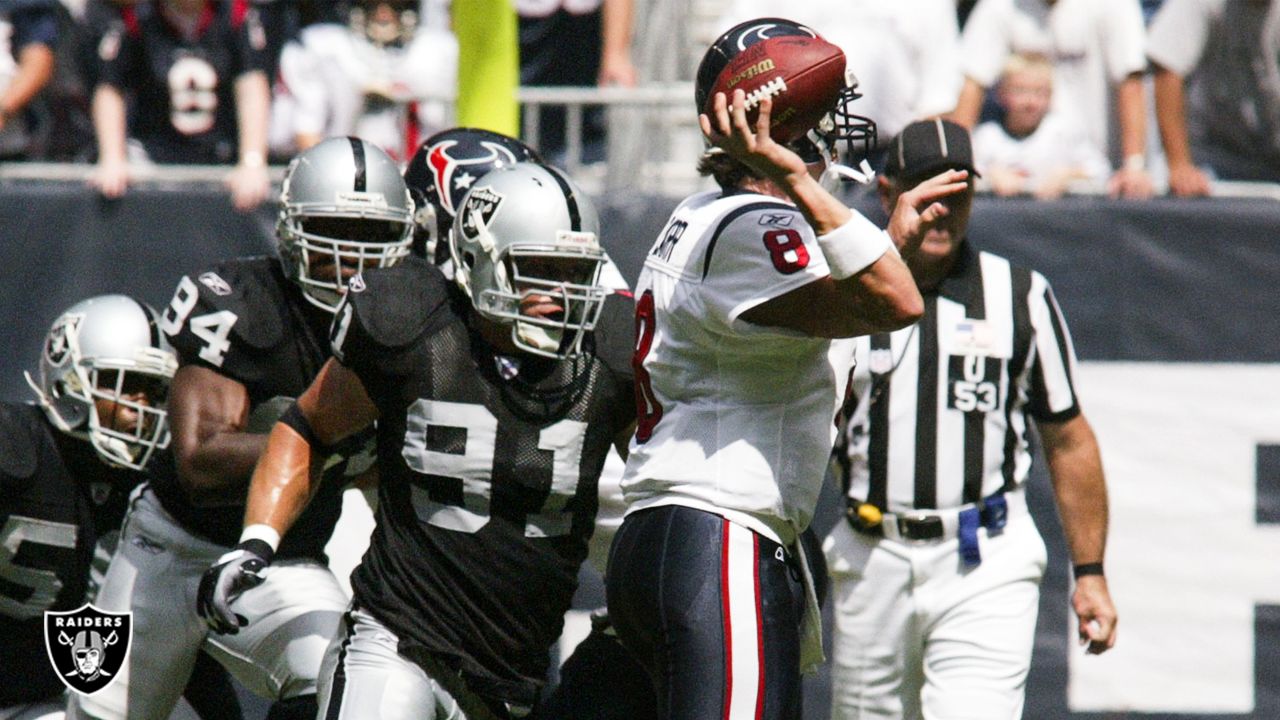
[518,82,708,197]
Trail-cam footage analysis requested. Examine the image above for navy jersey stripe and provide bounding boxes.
[702,201,794,279]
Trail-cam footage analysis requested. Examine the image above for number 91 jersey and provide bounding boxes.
[331,258,635,707]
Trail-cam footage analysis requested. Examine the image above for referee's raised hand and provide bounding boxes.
[886,168,971,257]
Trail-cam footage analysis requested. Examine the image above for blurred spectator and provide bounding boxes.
[90,0,272,211]
[716,0,963,156]
[973,53,1109,199]
[516,0,636,162]
[0,0,59,159]
[1148,0,1280,196]
[952,0,1154,199]
[268,0,457,162]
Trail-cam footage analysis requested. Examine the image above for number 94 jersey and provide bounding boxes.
[332,258,635,707]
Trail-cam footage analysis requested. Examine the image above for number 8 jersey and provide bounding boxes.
[331,258,635,708]
[621,190,867,547]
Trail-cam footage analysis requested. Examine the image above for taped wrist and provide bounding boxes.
[279,402,327,451]
[238,523,281,555]
[1073,562,1104,579]
[817,216,894,280]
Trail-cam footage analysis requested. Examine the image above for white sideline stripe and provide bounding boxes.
[725,520,761,719]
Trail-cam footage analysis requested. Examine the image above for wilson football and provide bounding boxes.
[703,34,846,143]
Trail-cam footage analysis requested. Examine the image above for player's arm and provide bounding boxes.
[703,90,965,337]
[169,364,269,507]
[242,359,378,536]
[196,358,377,634]
[1038,413,1117,655]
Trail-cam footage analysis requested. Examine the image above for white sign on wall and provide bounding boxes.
[1068,363,1280,714]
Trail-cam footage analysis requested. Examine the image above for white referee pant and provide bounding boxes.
[68,486,349,720]
[822,494,1046,720]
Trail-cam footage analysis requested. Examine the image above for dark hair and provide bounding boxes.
[696,151,761,191]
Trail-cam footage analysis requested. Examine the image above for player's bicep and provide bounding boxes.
[296,358,378,447]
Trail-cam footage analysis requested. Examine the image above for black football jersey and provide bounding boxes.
[335,259,635,707]
[0,402,142,705]
[151,256,345,558]
[97,0,270,163]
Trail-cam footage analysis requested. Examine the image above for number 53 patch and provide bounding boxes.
[946,354,1003,413]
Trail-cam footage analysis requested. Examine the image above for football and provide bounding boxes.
[703,34,846,144]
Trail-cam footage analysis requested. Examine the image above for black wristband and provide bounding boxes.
[1073,562,1104,579]
[237,538,275,564]
[279,401,327,451]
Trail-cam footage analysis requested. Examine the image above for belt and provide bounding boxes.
[845,488,1026,545]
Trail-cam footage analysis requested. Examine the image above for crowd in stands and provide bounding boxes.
[0,0,1276,206]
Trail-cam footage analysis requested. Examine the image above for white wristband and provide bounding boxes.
[817,217,894,280]
[239,523,281,553]
[240,150,266,168]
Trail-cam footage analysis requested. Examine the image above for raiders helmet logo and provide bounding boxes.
[459,186,505,240]
[44,314,82,368]
[44,604,132,696]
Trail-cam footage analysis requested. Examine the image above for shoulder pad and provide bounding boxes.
[0,403,44,480]
[345,258,452,350]
[175,257,287,352]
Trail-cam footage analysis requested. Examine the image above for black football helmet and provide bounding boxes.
[404,127,541,264]
[694,17,877,171]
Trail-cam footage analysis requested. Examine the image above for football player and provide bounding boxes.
[69,138,414,720]
[197,162,637,719]
[1,295,227,717]
[604,17,970,718]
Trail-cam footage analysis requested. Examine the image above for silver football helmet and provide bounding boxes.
[25,295,178,470]
[449,163,608,358]
[277,137,414,312]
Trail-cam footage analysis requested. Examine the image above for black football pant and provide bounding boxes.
[606,505,803,720]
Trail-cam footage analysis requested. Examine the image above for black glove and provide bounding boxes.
[196,539,273,635]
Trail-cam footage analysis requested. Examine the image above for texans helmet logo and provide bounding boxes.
[427,140,522,218]
[732,21,817,50]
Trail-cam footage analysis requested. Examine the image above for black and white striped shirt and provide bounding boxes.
[835,242,1081,512]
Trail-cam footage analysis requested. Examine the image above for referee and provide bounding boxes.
[823,119,1118,720]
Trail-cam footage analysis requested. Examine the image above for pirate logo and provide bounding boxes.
[44,313,82,368]
[44,604,131,695]
[459,186,505,241]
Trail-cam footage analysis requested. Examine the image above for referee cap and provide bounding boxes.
[884,118,979,184]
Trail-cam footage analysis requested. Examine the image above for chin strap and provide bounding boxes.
[819,158,876,193]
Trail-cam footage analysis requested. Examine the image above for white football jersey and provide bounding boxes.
[621,190,864,545]
[272,23,457,161]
